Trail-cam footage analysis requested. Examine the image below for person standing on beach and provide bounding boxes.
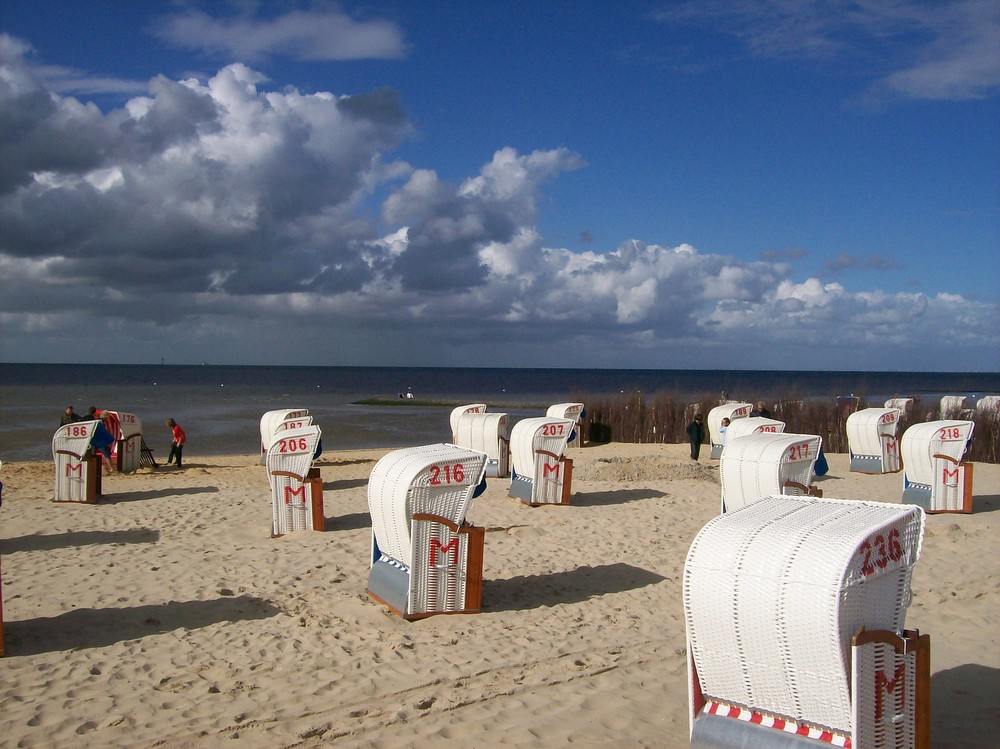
[166,418,186,467]
[59,406,81,426]
[687,414,706,460]
[92,413,117,474]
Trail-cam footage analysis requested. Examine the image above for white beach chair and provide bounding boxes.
[449,404,487,443]
[453,411,510,478]
[507,417,576,505]
[975,394,1000,413]
[707,402,753,459]
[684,496,928,749]
[884,397,914,413]
[260,408,309,460]
[52,421,102,503]
[719,432,823,514]
[366,444,488,619]
[846,408,902,475]
[721,416,785,443]
[901,420,975,513]
[546,402,586,447]
[103,411,143,474]
[266,424,324,535]
[938,395,968,418]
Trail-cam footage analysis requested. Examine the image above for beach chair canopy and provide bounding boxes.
[720,432,822,513]
[884,397,914,412]
[684,496,924,738]
[450,404,487,442]
[900,420,974,487]
[707,402,753,447]
[260,408,309,451]
[52,420,99,460]
[453,412,509,462]
[846,407,899,457]
[939,395,968,417]
[975,395,1000,413]
[722,416,784,443]
[367,443,488,568]
[546,402,585,424]
[265,424,322,483]
[509,417,575,478]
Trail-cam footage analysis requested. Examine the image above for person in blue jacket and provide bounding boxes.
[91,413,117,474]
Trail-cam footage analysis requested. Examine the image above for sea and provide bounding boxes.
[1,363,998,463]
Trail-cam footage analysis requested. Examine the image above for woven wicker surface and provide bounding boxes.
[901,420,974,486]
[707,402,753,447]
[684,495,924,734]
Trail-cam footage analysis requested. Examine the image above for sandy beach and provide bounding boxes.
[1,442,997,749]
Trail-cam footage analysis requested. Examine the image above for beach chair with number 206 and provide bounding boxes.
[266,424,324,536]
[366,444,488,619]
[685,496,929,749]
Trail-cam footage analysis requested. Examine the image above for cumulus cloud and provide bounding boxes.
[653,0,1000,102]
[151,5,406,62]
[0,34,995,370]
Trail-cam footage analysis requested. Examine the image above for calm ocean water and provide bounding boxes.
[1,364,997,462]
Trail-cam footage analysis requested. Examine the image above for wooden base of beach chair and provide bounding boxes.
[53,453,102,504]
[308,467,325,530]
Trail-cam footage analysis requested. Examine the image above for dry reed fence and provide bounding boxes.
[575,391,999,465]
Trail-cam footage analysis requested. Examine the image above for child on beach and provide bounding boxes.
[166,418,186,468]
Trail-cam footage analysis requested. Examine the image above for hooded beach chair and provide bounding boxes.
[707,402,753,458]
[266,424,324,535]
[719,432,823,514]
[449,404,487,443]
[938,396,969,418]
[884,397,914,413]
[846,408,902,475]
[52,421,102,503]
[103,411,143,474]
[260,408,310,460]
[546,402,586,446]
[453,411,510,478]
[975,395,999,413]
[684,496,928,749]
[721,416,785,443]
[507,417,576,505]
[901,420,975,513]
[366,444,488,619]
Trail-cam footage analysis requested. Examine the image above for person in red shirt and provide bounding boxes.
[166,418,187,468]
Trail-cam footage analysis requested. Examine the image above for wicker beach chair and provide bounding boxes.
[52,421,101,503]
[707,402,753,459]
[684,496,928,749]
[453,411,510,478]
[366,444,488,619]
[720,432,823,514]
[722,416,785,443]
[449,404,487,443]
[901,420,975,513]
[507,417,576,505]
[259,408,309,459]
[846,408,902,475]
[265,424,324,535]
[546,402,586,447]
[104,411,143,474]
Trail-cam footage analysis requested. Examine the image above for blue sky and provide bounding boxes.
[1,0,997,370]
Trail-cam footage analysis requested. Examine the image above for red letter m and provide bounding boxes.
[874,664,906,722]
[284,485,307,505]
[942,466,960,487]
[542,462,561,480]
[65,462,84,479]
[429,537,460,567]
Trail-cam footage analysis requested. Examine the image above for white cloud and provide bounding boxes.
[0,36,996,370]
[151,6,406,62]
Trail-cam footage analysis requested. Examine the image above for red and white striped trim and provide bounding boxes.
[704,700,852,747]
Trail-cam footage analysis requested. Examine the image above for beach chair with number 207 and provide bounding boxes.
[507,417,576,506]
[266,424,324,536]
[366,444,488,619]
[684,496,929,749]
